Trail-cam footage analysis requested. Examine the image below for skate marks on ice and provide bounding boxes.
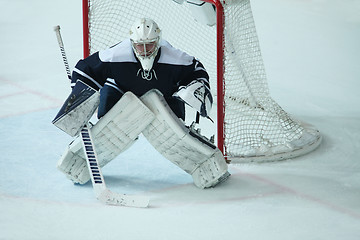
[0,77,63,118]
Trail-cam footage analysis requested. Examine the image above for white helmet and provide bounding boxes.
[129,18,161,71]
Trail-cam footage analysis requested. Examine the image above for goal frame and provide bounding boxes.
[82,0,227,154]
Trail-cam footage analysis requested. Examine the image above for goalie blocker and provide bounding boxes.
[52,80,100,137]
[57,89,229,189]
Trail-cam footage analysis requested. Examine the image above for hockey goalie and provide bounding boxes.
[54,18,230,189]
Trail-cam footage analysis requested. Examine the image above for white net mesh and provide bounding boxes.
[84,0,321,162]
[222,0,306,158]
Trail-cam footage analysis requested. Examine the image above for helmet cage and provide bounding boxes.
[131,38,160,58]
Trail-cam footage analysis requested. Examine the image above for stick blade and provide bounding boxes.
[98,189,150,208]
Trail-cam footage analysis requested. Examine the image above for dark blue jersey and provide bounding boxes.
[71,39,210,119]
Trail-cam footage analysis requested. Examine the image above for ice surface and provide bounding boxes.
[1,0,359,239]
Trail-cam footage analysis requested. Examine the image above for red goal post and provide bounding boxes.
[82,0,321,163]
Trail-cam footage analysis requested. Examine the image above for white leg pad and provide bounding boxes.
[57,92,155,184]
[140,90,229,189]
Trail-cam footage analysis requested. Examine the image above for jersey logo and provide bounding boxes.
[137,69,158,81]
[194,85,205,102]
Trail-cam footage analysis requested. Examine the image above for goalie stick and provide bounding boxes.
[54,25,71,81]
[80,124,149,207]
[54,25,149,207]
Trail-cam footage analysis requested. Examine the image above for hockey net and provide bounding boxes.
[82,0,321,163]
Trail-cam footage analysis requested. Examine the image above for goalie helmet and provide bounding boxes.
[130,18,161,71]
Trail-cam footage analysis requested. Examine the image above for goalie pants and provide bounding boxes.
[98,84,186,120]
